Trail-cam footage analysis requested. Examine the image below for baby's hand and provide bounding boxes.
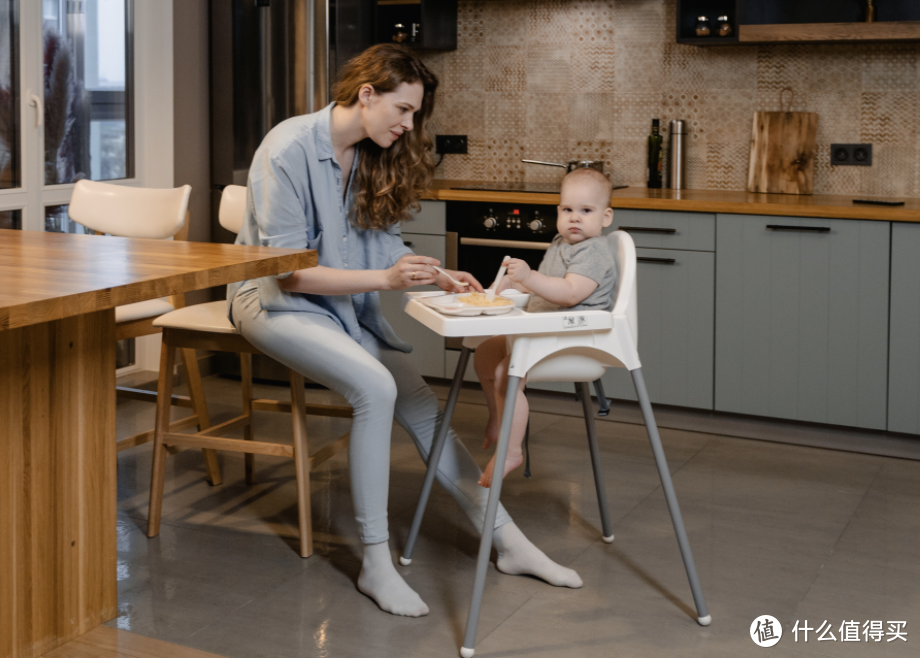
[505,258,532,284]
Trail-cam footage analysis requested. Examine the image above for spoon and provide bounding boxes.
[485,256,511,302]
[432,266,469,289]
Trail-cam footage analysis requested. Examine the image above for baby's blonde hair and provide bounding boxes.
[561,168,613,205]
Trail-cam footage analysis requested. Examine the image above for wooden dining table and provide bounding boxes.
[0,229,315,658]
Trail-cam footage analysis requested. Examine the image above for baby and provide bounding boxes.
[474,167,617,487]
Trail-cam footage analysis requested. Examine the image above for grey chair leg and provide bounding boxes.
[631,368,711,626]
[593,378,611,416]
[461,374,521,658]
[400,347,471,565]
[577,382,613,542]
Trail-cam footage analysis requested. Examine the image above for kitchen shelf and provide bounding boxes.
[739,21,920,43]
[375,0,456,51]
[677,0,920,46]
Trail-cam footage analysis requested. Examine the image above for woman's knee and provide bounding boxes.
[350,367,398,413]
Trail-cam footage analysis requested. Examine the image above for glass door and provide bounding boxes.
[0,0,134,233]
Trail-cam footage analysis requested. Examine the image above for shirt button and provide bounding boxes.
[344,262,348,267]
[343,236,347,241]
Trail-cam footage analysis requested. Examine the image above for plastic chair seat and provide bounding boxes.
[153,301,238,334]
[115,298,175,324]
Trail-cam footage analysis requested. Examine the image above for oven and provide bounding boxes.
[444,200,558,348]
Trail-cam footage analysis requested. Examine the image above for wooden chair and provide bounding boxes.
[67,180,221,485]
[146,185,351,557]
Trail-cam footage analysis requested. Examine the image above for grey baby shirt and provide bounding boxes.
[526,234,616,314]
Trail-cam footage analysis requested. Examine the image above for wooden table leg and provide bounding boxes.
[0,309,118,658]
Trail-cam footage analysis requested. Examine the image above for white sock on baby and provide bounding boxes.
[357,541,429,617]
[492,522,583,588]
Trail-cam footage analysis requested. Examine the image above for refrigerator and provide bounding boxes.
[209,0,373,381]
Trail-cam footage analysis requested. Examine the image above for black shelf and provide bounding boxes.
[375,0,457,52]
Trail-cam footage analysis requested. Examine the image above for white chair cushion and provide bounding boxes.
[153,301,239,334]
[116,298,175,324]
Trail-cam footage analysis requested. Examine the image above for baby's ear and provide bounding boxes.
[602,207,614,227]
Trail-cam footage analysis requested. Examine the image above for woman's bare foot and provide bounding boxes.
[478,449,524,488]
[481,417,500,450]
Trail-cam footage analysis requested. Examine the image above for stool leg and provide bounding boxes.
[593,378,611,417]
[461,374,520,658]
[577,382,613,542]
[401,346,471,565]
[147,340,176,537]
[179,347,222,486]
[631,368,710,626]
[240,353,255,485]
[289,370,313,558]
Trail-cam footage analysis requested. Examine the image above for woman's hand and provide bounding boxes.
[435,269,484,293]
[386,254,440,290]
[505,258,532,285]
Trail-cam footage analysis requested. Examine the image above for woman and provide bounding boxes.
[229,44,582,617]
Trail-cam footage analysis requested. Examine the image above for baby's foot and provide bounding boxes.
[478,449,524,488]
[481,417,499,450]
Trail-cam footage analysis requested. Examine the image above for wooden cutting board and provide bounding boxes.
[747,111,818,195]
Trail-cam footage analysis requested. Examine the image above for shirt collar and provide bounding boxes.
[315,102,337,162]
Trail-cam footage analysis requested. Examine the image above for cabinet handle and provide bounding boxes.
[618,226,677,234]
[637,256,676,264]
[766,225,830,233]
[403,241,413,247]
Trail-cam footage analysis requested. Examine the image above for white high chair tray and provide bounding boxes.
[403,291,613,338]
[421,293,515,317]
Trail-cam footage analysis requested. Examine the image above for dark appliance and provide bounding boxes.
[445,201,559,349]
[209,0,372,381]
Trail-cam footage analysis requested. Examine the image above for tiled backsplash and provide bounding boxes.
[420,0,920,197]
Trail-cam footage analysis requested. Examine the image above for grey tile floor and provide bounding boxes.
[111,374,920,658]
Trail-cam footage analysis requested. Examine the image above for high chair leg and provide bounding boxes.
[401,346,471,566]
[461,373,521,658]
[577,382,613,542]
[593,378,611,416]
[147,341,177,538]
[631,368,711,626]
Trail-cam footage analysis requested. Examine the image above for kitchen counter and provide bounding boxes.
[425,180,920,222]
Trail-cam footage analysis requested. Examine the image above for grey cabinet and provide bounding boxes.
[379,202,446,378]
[888,222,920,434]
[715,214,890,430]
[600,247,715,409]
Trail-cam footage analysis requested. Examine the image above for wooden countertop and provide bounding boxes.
[424,180,920,222]
[0,229,315,331]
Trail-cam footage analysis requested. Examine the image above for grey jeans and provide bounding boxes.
[231,286,511,544]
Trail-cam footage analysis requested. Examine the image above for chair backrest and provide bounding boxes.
[607,230,638,342]
[219,185,247,235]
[68,180,191,240]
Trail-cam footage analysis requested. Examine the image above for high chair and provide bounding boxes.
[145,185,352,558]
[399,231,710,657]
[67,180,221,484]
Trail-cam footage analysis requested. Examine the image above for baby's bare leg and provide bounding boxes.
[473,336,508,449]
[478,355,529,488]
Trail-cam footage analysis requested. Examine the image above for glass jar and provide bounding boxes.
[695,16,711,37]
[718,16,733,37]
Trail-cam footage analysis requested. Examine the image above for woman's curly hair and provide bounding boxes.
[332,44,438,231]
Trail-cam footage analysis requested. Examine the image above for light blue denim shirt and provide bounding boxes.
[227,103,415,351]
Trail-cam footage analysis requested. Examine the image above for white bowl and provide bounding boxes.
[500,289,531,308]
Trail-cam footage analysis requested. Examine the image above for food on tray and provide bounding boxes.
[457,292,513,307]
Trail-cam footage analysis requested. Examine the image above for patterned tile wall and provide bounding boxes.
[421,0,920,197]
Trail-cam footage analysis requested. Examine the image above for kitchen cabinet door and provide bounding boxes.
[715,215,890,429]
[379,232,446,378]
[888,223,920,434]
[598,247,715,409]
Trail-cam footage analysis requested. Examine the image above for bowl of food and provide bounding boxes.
[498,289,531,308]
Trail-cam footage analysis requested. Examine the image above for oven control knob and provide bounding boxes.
[483,216,498,229]
[528,220,544,232]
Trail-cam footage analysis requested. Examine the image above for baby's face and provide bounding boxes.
[556,178,614,245]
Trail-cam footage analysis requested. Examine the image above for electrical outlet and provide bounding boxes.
[831,143,873,166]
[436,135,468,155]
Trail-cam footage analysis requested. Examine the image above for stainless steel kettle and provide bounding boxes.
[522,159,605,174]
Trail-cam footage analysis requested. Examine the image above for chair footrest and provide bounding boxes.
[163,431,295,458]
[117,414,199,452]
[118,386,193,408]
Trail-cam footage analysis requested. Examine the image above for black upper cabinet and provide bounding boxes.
[744,0,920,24]
[375,0,458,51]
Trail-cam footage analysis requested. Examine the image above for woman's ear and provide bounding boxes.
[358,84,376,107]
